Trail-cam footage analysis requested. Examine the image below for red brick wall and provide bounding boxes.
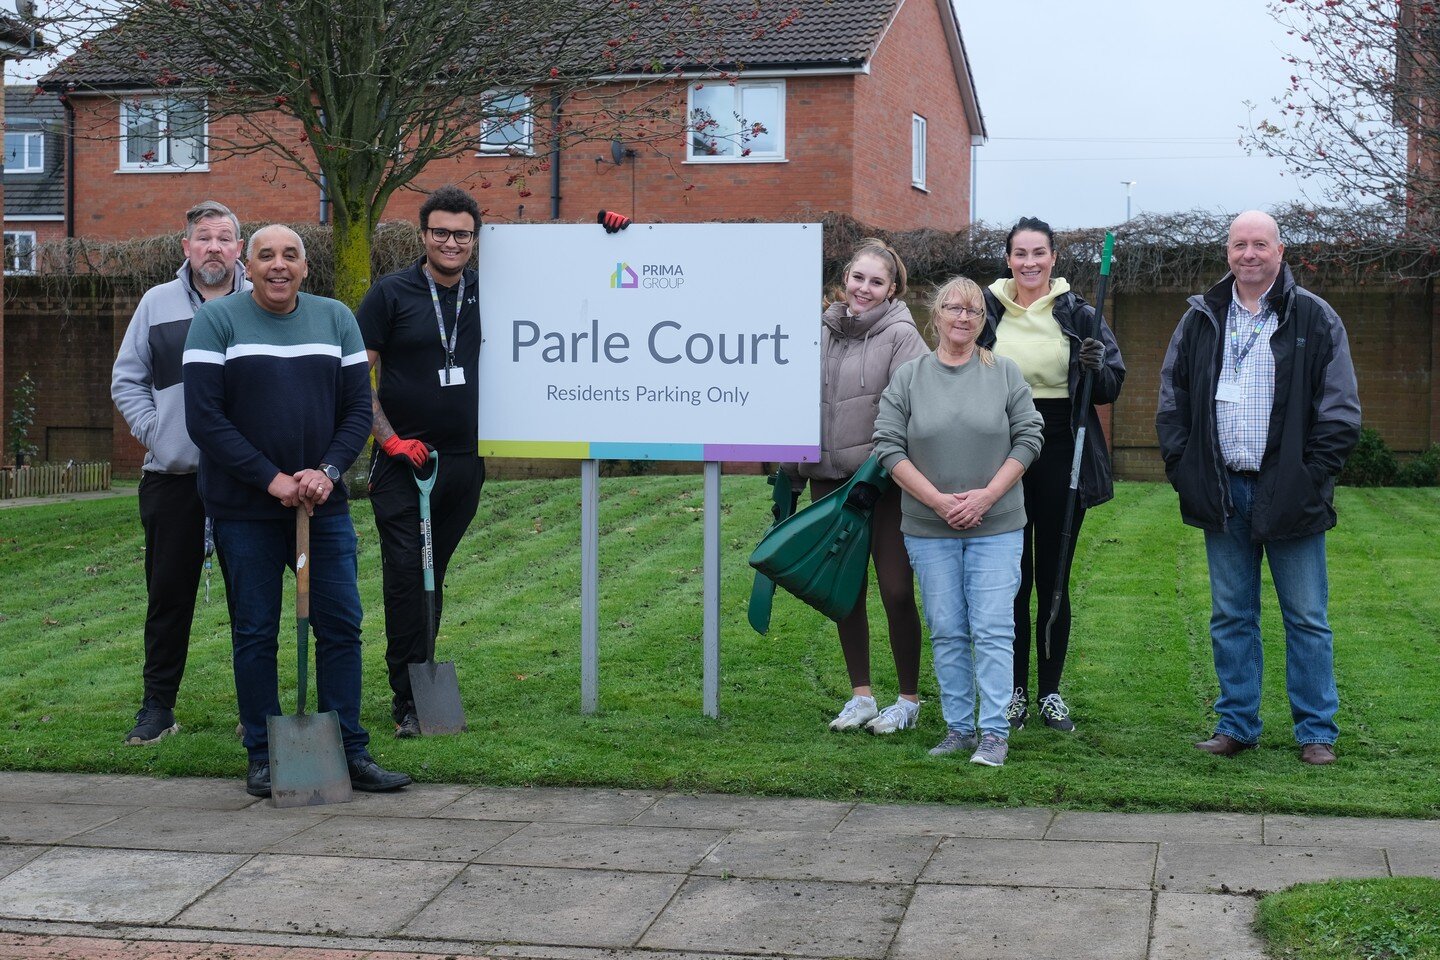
[851,0,970,230]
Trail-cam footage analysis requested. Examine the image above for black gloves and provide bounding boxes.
[1078,337,1104,372]
[598,210,631,233]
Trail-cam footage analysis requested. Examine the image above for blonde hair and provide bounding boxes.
[832,237,908,304]
[928,276,995,366]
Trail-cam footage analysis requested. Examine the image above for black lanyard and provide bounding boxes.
[1230,312,1267,369]
[423,266,464,384]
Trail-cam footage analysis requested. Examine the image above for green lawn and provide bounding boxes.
[0,477,1436,818]
[1257,878,1440,959]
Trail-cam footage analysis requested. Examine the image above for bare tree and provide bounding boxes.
[1246,0,1440,272]
[39,0,785,304]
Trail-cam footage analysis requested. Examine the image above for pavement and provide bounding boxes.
[1,772,1438,960]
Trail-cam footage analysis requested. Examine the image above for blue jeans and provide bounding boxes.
[906,531,1022,738]
[1203,473,1339,746]
[213,513,370,762]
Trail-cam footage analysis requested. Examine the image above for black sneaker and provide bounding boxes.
[1005,687,1028,731]
[1038,693,1076,732]
[124,700,178,745]
[394,706,421,739]
[246,760,272,798]
[347,754,412,792]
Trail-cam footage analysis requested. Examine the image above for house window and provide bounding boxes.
[4,231,36,274]
[120,97,207,170]
[478,91,533,155]
[911,114,927,189]
[687,79,785,161]
[4,131,43,172]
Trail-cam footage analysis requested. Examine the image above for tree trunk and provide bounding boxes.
[331,215,373,310]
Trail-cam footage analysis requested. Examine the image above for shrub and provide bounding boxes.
[1339,428,1398,487]
[1396,443,1440,487]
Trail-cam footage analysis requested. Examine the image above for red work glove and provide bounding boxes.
[381,435,431,468]
[597,209,632,233]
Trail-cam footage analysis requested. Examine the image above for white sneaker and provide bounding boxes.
[828,695,879,731]
[866,698,920,734]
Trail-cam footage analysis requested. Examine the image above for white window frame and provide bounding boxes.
[686,79,786,163]
[119,96,209,172]
[4,230,37,274]
[477,90,534,156]
[4,131,43,173]
[911,114,927,190]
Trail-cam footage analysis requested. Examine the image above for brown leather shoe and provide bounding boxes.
[1194,733,1257,756]
[1300,743,1337,765]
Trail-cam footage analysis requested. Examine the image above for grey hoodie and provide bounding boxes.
[112,262,251,473]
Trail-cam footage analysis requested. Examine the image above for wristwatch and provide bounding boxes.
[319,463,341,483]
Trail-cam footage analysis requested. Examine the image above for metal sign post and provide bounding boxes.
[702,461,721,718]
[580,459,600,714]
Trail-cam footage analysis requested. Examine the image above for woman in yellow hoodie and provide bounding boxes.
[981,217,1125,733]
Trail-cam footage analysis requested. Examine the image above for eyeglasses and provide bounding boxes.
[938,304,984,319]
[425,227,475,244]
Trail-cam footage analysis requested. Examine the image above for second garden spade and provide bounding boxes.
[407,451,466,735]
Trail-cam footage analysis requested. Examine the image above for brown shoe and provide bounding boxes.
[1300,743,1337,765]
[1194,733,1257,756]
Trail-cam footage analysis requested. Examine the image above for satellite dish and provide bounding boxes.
[16,0,36,17]
[609,139,635,165]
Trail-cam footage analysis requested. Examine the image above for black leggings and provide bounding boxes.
[810,476,922,697]
[1014,399,1086,699]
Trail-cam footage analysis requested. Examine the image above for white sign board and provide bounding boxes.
[477,223,821,462]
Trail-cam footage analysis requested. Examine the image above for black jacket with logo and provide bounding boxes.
[1155,264,1361,541]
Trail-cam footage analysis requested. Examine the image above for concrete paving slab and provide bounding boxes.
[402,863,684,947]
[835,802,1052,839]
[175,853,463,937]
[432,787,661,825]
[891,885,1151,960]
[0,801,137,844]
[1148,893,1267,960]
[695,828,940,883]
[1264,814,1440,848]
[639,876,907,958]
[920,836,1156,890]
[293,782,477,818]
[1388,843,1440,878]
[0,843,44,881]
[269,815,525,861]
[488,947,761,960]
[0,772,109,804]
[1157,841,1390,893]
[0,847,245,924]
[62,806,327,854]
[474,821,726,873]
[1048,811,1262,844]
[34,774,262,811]
[631,793,852,832]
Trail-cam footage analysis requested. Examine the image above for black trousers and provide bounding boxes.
[137,471,207,710]
[369,450,484,718]
[1014,398,1086,700]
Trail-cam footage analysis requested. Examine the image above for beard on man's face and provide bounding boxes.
[197,261,232,287]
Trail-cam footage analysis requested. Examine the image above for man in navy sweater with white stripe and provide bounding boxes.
[183,224,410,798]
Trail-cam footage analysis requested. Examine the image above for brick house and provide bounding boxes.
[39,0,986,240]
[3,85,65,274]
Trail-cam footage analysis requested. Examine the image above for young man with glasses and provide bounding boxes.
[357,185,484,738]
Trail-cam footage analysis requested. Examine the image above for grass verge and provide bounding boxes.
[0,477,1437,816]
[1256,877,1440,959]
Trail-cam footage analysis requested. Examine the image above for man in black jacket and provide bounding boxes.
[1156,210,1360,766]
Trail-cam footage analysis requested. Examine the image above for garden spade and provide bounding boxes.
[407,451,466,735]
[267,508,352,808]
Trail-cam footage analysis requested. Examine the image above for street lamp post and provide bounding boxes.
[1121,180,1137,221]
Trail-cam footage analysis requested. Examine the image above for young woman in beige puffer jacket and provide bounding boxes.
[793,238,930,735]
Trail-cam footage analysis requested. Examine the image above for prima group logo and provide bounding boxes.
[610,262,639,289]
[609,260,687,290]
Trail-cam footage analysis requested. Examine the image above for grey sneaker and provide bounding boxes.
[1038,693,1076,732]
[970,733,1009,767]
[829,695,879,731]
[1005,687,1028,731]
[928,729,978,756]
[124,700,178,745]
[866,698,920,735]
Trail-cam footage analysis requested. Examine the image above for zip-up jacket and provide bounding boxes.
[981,286,1125,508]
[791,298,930,482]
[1155,264,1361,541]
[111,262,251,473]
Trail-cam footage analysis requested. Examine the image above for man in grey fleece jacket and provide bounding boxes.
[111,200,249,745]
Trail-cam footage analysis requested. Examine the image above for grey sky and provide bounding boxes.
[958,0,1328,229]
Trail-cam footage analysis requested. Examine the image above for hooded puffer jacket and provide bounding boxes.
[799,298,930,481]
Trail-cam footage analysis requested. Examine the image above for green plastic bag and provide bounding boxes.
[748,455,892,623]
